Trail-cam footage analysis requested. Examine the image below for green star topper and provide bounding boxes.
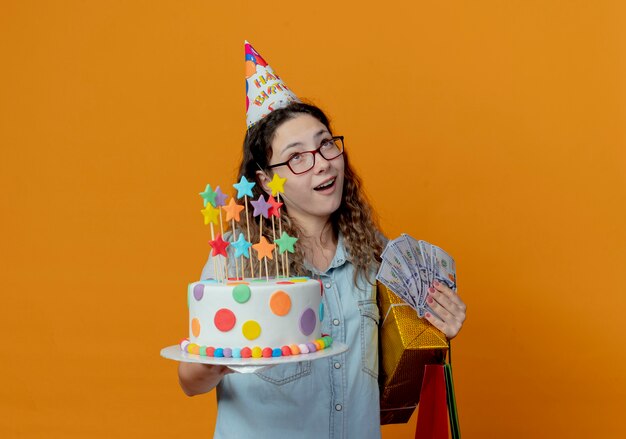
[274,231,298,254]
[199,184,217,207]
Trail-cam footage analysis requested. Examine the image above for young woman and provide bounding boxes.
[178,102,466,438]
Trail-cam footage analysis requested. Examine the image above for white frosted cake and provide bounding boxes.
[180,276,333,358]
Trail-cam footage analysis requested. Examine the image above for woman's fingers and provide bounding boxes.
[433,282,466,314]
[425,281,467,339]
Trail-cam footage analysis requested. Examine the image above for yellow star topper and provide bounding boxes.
[200,203,220,225]
[267,173,287,196]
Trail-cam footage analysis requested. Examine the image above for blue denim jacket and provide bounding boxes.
[200,233,381,439]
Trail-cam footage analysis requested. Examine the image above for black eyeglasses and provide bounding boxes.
[267,136,344,175]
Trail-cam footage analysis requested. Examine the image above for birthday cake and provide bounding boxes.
[181,277,331,358]
[179,176,334,359]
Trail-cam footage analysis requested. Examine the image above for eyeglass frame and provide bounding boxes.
[266,135,345,175]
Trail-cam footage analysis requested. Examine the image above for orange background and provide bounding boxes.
[1,1,625,437]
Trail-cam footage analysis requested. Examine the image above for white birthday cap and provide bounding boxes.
[245,40,300,128]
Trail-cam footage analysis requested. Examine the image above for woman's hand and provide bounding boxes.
[178,362,235,396]
[424,280,466,339]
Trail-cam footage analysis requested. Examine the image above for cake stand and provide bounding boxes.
[160,342,349,373]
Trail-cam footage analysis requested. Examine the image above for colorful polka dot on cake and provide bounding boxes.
[272,348,282,357]
[214,308,236,332]
[193,284,204,301]
[223,348,232,358]
[289,344,300,355]
[191,318,201,337]
[306,342,317,353]
[242,320,261,340]
[214,348,224,358]
[298,343,309,354]
[241,347,251,358]
[262,347,272,358]
[206,347,215,357]
[232,348,242,358]
[269,291,291,316]
[299,308,316,336]
[251,347,262,358]
[232,284,251,303]
[281,346,291,356]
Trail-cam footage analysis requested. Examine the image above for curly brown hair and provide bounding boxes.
[236,102,383,284]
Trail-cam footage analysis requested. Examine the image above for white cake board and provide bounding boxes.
[160,342,349,374]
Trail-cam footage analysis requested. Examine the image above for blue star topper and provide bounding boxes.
[233,176,256,199]
[231,233,252,258]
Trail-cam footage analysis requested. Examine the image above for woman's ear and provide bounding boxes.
[255,170,272,196]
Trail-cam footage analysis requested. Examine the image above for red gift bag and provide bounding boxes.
[414,359,461,439]
[415,364,449,439]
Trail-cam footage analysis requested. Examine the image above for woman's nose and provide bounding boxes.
[313,150,331,173]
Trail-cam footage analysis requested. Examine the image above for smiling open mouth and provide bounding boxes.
[314,178,336,191]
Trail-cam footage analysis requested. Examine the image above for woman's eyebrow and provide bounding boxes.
[282,129,330,152]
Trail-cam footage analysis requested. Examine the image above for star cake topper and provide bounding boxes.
[267,195,283,218]
[222,198,245,222]
[233,176,256,199]
[201,203,220,225]
[267,173,286,197]
[199,184,217,207]
[274,231,298,254]
[209,234,230,257]
[231,233,253,258]
[252,236,276,261]
[250,194,271,218]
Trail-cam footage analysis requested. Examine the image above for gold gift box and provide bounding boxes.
[378,282,449,424]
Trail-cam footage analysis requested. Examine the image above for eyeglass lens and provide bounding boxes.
[290,138,343,174]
